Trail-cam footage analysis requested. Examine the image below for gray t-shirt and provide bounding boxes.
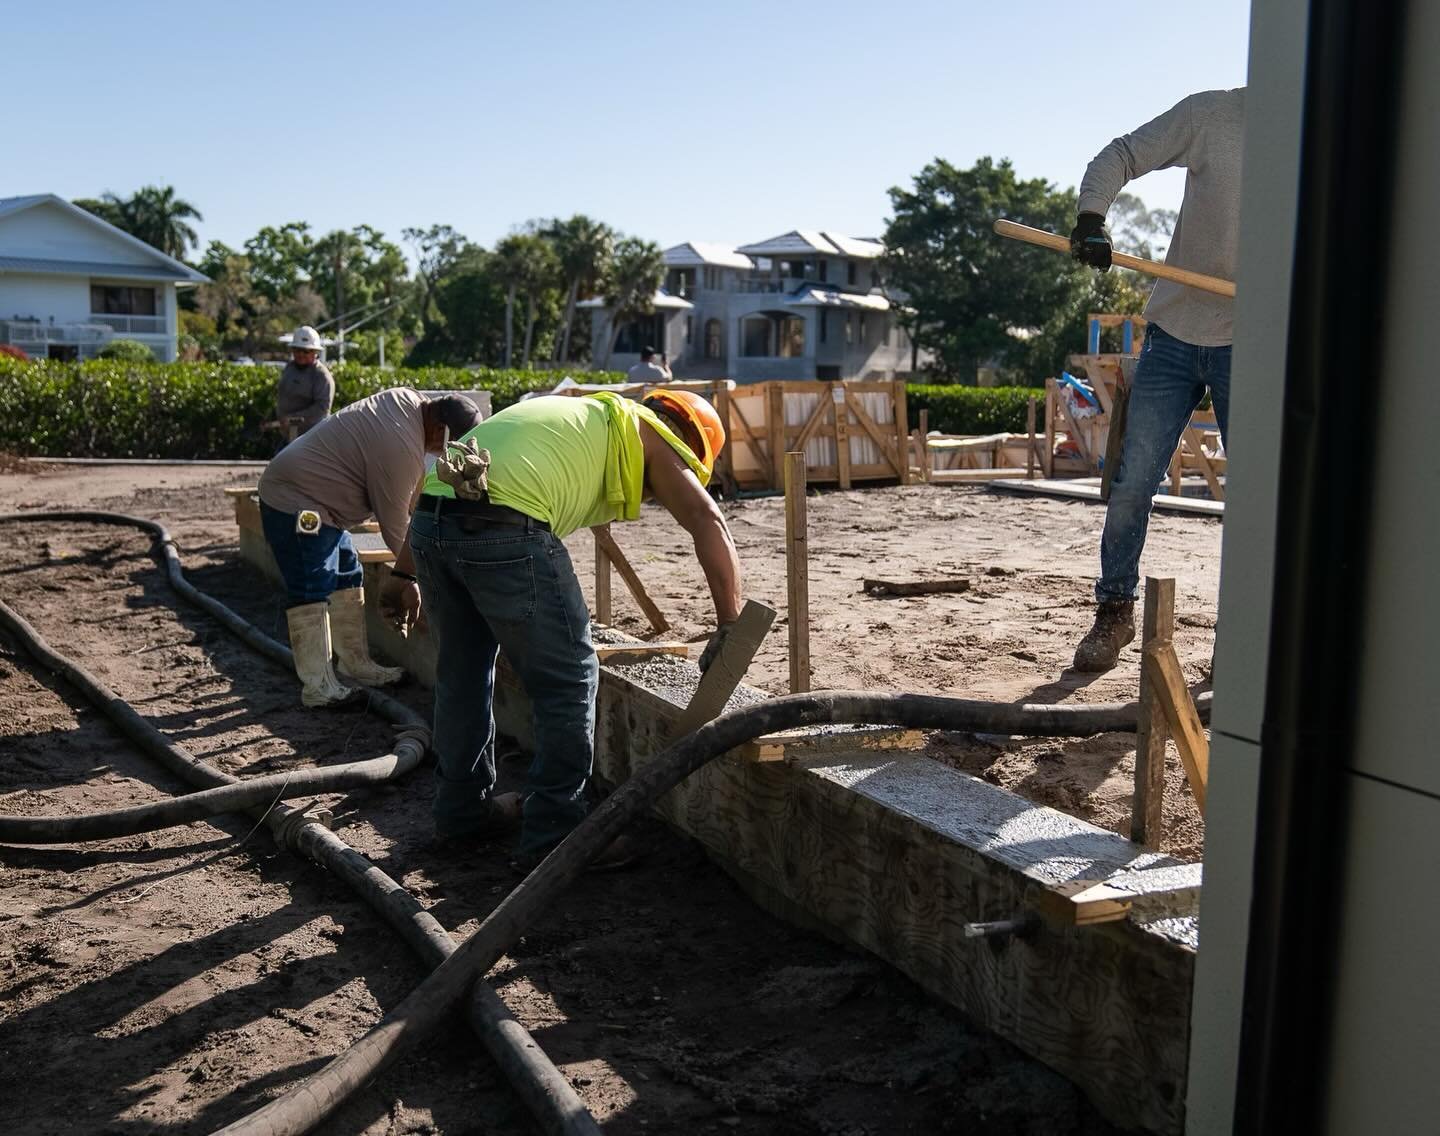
[1078,88,1245,347]
[259,387,425,557]
[275,361,335,432]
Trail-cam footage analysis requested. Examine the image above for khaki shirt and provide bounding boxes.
[259,387,425,556]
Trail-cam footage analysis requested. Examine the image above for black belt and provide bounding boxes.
[417,494,549,531]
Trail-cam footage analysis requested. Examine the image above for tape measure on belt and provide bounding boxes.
[295,509,322,536]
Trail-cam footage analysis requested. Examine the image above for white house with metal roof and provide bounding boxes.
[0,194,208,362]
[583,230,919,382]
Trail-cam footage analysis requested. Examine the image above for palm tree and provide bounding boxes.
[516,236,560,369]
[103,186,204,260]
[601,238,666,368]
[547,216,614,363]
[493,235,529,368]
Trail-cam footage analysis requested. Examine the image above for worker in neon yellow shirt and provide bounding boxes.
[380,390,741,868]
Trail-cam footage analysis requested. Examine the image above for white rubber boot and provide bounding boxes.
[328,587,404,687]
[285,602,358,707]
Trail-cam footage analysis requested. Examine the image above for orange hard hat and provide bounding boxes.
[643,389,726,476]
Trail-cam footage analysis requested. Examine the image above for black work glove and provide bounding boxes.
[1069,212,1113,271]
[698,623,734,675]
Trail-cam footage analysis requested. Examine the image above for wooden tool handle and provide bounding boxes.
[992,219,1236,298]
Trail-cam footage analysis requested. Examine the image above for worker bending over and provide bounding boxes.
[259,388,481,706]
[1069,88,1243,672]
[384,390,740,867]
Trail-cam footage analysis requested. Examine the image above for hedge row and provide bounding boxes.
[905,384,1038,435]
[0,360,1044,459]
[0,360,625,460]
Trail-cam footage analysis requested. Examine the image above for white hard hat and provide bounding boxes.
[289,326,322,351]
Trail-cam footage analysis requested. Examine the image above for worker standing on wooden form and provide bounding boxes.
[395,390,740,867]
[258,389,482,706]
[1069,89,1244,672]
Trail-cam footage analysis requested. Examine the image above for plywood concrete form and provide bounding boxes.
[237,527,1200,1135]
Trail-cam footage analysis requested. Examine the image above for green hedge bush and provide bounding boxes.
[96,338,156,362]
[905,384,1039,435]
[0,359,625,459]
[0,360,1045,459]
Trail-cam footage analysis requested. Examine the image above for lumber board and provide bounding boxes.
[893,381,912,485]
[593,642,691,662]
[931,467,1032,483]
[766,385,786,491]
[671,599,777,736]
[1051,388,1095,467]
[1132,577,1175,845]
[592,524,669,634]
[1145,643,1210,814]
[833,386,853,489]
[918,409,930,482]
[729,396,774,488]
[862,577,971,598]
[988,478,1225,517]
[1101,380,1129,502]
[1026,399,1037,479]
[1182,425,1226,501]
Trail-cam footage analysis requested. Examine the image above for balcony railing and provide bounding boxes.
[0,320,111,345]
[89,313,167,335]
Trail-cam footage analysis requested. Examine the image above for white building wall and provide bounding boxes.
[0,273,91,323]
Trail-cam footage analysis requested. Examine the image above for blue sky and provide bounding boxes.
[5,0,1250,258]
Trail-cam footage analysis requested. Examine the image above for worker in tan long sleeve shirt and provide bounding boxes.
[258,388,482,706]
[267,325,336,443]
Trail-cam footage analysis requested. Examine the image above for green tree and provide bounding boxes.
[244,223,315,302]
[882,157,1085,382]
[403,224,473,337]
[405,247,513,366]
[546,215,614,363]
[309,225,408,333]
[600,237,665,367]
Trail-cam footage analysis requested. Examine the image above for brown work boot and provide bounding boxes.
[1073,600,1136,673]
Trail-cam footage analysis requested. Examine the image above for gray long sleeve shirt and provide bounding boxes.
[275,361,335,433]
[1077,88,1245,347]
[259,387,426,558]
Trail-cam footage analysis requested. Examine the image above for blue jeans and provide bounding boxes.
[260,501,363,607]
[1097,324,1231,603]
[409,510,598,852]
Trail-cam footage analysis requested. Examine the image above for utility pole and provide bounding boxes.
[334,245,345,364]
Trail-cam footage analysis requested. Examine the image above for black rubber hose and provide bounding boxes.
[0,510,424,729]
[211,685,1199,1136]
[0,511,600,1136]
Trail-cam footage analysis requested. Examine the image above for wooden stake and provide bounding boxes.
[1101,381,1130,502]
[785,451,811,693]
[1025,397,1037,480]
[1043,379,1056,480]
[1131,576,1174,845]
[594,529,613,625]
[1169,451,1182,497]
[918,409,930,482]
[893,380,912,485]
[592,524,670,634]
[834,385,853,490]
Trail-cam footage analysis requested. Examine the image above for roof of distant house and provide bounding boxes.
[663,242,754,270]
[576,290,694,311]
[0,193,208,283]
[735,230,885,260]
[785,285,891,312]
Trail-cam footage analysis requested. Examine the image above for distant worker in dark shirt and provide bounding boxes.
[267,325,335,443]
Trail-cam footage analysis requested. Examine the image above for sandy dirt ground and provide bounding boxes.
[0,463,1126,1135]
